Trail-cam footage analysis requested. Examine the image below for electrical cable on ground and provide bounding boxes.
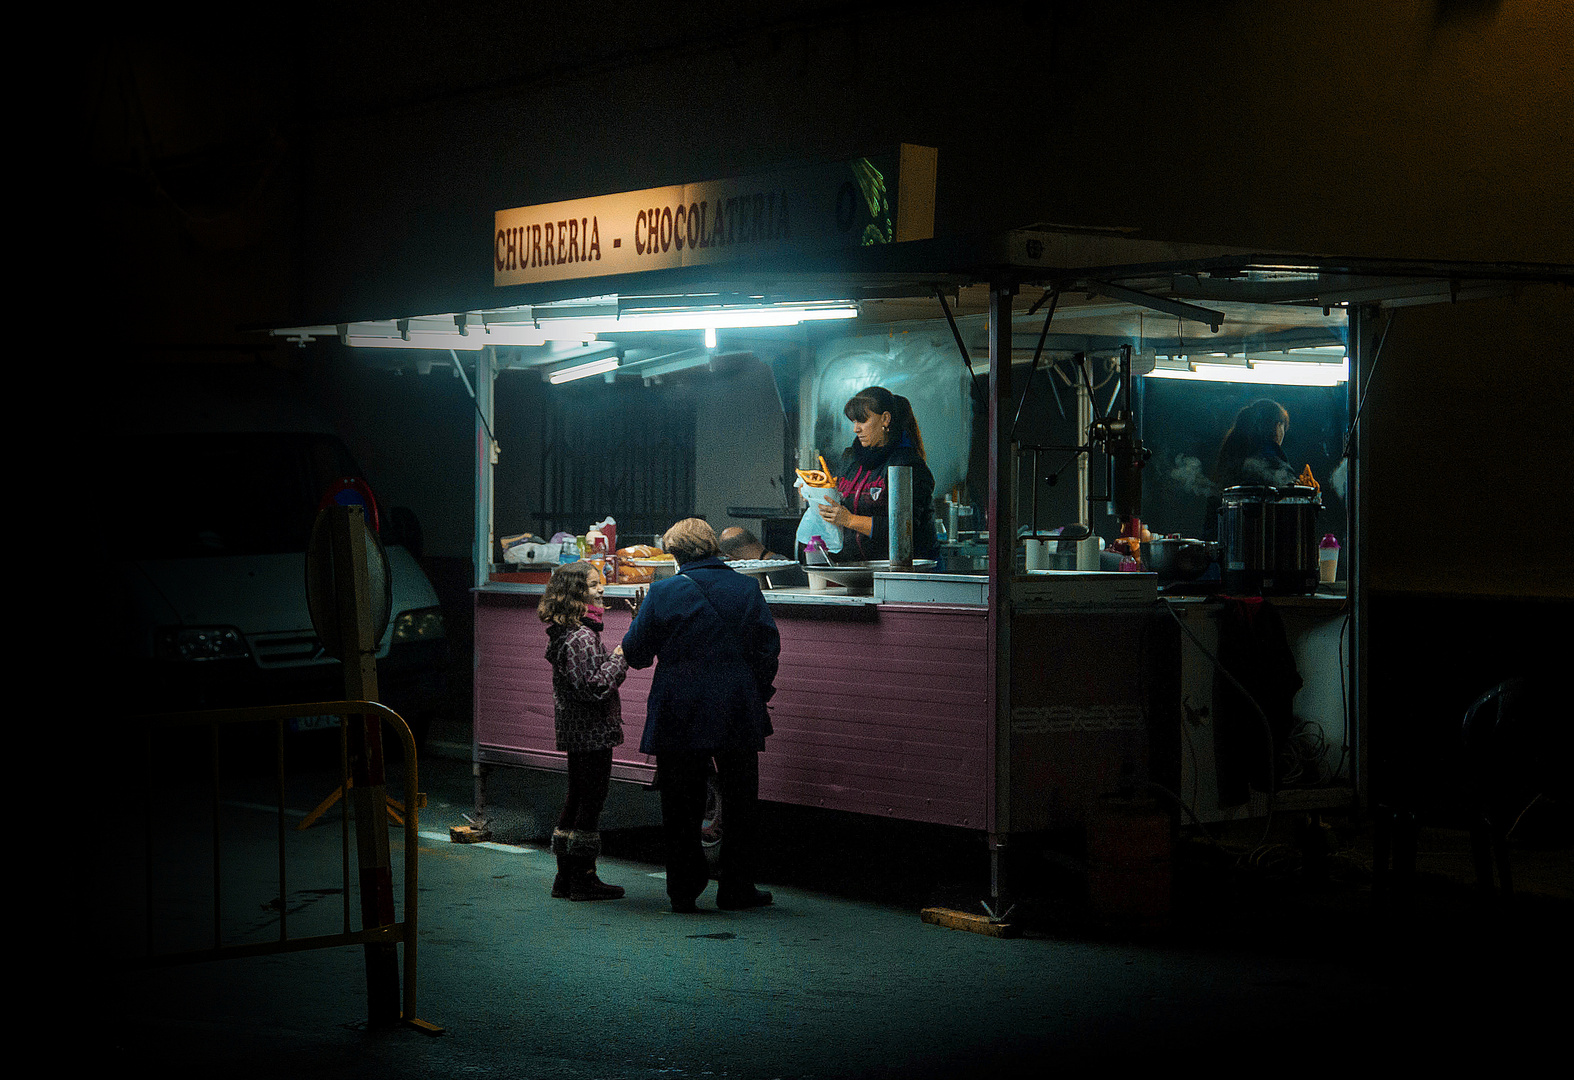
[1162,602,1280,854]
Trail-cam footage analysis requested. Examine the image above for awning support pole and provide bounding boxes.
[935,285,975,375]
[473,348,496,591]
[451,350,499,450]
[1009,288,1060,441]
[987,280,1016,898]
[1347,306,1376,811]
[450,349,477,400]
[1340,309,1395,463]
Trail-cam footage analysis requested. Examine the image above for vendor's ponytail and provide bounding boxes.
[894,394,926,461]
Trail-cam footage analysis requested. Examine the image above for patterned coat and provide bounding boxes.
[544,619,629,753]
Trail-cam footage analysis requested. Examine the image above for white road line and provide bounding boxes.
[417,830,538,854]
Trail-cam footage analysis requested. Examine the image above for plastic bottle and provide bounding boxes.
[805,535,831,565]
[1318,534,1341,584]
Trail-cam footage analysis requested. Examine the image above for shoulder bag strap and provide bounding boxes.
[679,571,748,644]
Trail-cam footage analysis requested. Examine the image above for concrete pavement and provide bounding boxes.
[98,744,1569,1078]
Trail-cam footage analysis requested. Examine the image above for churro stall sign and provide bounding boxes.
[493,145,936,287]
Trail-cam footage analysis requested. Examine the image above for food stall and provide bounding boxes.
[271,147,1571,897]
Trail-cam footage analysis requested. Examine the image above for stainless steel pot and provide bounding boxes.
[1141,537,1216,583]
[1217,485,1322,596]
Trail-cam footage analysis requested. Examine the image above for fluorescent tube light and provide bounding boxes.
[531,303,858,336]
[548,356,621,384]
[1145,360,1346,386]
[633,350,713,379]
[1250,357,1350,371]
[332,302,856,355]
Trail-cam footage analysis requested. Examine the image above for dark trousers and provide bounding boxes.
[558,748,614,833]
[656,749,761,902]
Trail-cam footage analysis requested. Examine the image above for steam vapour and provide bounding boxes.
[1167,454,1216,497]
[1327,459,1349,501]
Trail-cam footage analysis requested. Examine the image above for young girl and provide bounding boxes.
[539,561,630,901]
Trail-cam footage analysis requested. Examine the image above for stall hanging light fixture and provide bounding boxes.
[547,355,621,384]
[345,333,488,351]
[1145,356,1348,386]
[345,326,562,349]
[293,303,858,351]
[528,302,859,336]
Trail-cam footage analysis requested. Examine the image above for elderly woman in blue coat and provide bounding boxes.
[621,517,781,913]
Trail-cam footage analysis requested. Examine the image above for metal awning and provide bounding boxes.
[266,225,1572,380]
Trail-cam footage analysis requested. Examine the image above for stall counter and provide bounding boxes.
[472,576,1352,838]
[473,582,992,828]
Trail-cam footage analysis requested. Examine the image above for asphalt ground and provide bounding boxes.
[92,736,1571,1078]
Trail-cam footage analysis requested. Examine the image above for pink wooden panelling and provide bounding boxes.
[474,593,990,829]
[474,595,655,773]
[765,607,990,827]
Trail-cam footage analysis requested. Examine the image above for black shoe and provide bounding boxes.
[670,897,699,914]
[569,871,626,902]
[717,888,773,910]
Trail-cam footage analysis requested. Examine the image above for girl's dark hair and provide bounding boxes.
[844,385,926,461]
[538,560,599,627]
[1213,398,1289,485]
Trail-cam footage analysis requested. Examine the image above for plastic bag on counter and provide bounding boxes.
[794,477,843,553]
[500,533,558,566]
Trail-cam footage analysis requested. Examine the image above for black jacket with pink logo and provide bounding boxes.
[835,435,938,561]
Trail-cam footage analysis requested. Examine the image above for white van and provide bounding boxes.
[115,428,448,746]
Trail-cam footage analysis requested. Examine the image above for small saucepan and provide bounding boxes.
[1141,537,1217,583]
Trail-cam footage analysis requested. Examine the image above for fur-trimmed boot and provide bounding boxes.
[550,828,573,899]
[566,830,625,901]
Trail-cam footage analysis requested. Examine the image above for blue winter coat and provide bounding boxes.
[620,555,781,754]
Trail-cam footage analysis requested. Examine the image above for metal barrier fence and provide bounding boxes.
[134,699,439,1033]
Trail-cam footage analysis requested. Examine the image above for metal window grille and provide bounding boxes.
[538,382,696,541]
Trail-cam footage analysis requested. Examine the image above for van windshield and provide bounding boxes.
[120,433,364,559]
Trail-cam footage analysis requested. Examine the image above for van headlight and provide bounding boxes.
[156,627,250,662]
[392,606,446,644]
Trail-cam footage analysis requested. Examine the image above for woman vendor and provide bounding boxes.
[1203,397,1297,541]
[815,386,939,562]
